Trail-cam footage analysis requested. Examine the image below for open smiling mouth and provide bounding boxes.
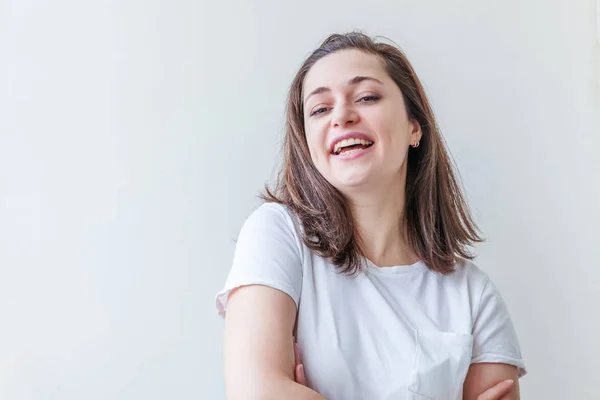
[332,138,374,156]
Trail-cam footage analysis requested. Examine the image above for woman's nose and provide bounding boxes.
[331,104,359,128]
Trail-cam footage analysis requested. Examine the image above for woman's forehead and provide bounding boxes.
[303,50,387,93]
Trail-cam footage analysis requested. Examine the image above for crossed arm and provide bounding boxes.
[223,285,520,400]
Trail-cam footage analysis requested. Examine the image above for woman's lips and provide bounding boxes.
[331,142,375,160]
[328,132,375,154]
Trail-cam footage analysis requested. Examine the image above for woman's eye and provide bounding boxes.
[357,95,380,103]
[310,107,328,117]
[309,96,378,117]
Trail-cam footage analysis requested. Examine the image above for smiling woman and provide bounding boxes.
[216,31,527,400]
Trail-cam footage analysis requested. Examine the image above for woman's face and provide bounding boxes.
[302,49,421,195]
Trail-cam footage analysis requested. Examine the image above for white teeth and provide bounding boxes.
[339,148,362,156]
[333,138,373,154]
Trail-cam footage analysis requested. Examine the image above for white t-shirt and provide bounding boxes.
[216,203,527,400]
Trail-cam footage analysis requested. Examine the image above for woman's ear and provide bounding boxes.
[410,119,422,142]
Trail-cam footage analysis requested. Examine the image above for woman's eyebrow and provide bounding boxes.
[304,76,384,104]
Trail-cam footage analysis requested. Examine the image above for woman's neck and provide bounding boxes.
[347,180,419,268]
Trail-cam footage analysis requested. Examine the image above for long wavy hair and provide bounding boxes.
[260,31,484,275]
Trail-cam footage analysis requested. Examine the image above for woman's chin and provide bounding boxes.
[334,173,378,191]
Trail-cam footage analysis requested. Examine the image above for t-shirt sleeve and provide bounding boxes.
[215,203,303,318]
[471,277,528,378]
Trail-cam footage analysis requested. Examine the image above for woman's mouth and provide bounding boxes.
[331,141,375,160]
[331,138,374,155]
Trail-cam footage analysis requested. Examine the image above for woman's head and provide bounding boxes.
[262,31,483,275]
[302,44,421,196]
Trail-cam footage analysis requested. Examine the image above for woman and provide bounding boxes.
[216,32,527,400]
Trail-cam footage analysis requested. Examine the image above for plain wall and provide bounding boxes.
[1,0,599,398]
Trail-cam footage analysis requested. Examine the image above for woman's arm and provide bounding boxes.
[223,284,326,400]
[463,363,520,400]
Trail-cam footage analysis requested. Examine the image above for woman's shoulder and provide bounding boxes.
[438,257,492,292]
[456,258,490,279]
[246,202,296,229]
[433,259,502,319]
[243,202,304,243]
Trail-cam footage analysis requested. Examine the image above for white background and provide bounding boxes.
[1,0,599,398]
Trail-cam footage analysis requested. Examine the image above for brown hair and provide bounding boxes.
[260,31,484,275]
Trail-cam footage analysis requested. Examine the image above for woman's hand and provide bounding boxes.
[293,339,307,386]
[473,379,515,400]
[464,362,520,400]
